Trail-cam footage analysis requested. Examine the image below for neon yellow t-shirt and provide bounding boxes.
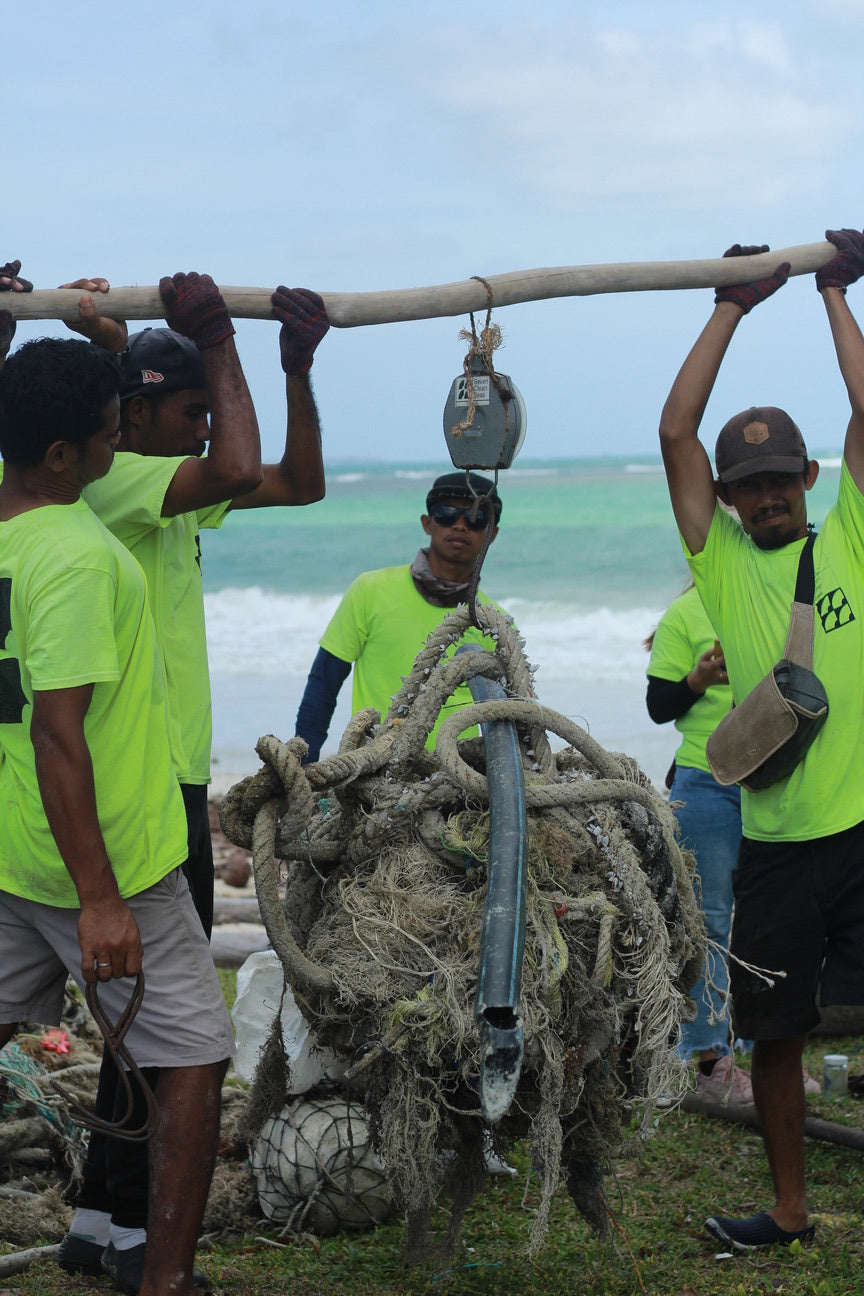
[84,452,230,785]
[320,565,501,744]
[647,585,732,774]
[684,461,864,841]
[0,499,187,906]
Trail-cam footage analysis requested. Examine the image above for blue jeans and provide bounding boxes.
[671,765,742,1059]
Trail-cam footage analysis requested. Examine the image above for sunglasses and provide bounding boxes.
[429,504,492,531]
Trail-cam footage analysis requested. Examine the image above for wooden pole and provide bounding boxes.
[1,242,836,329]
[0,1243,60,1278]
[681,1092,864,1153]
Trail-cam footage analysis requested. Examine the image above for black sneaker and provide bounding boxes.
[57,1231,105,1276]
[101,1241,146,1295]
[706,1211,815,1251]
[100,1240,212,1294]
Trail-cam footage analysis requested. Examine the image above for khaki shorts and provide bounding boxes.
[0,868,235,1069]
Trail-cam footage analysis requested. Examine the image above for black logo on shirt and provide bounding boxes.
[817,587,855,633]
[0,578,27,725]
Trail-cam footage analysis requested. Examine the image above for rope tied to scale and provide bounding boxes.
[446,276,510,628]
[219,606,705,1257]
[451,276,505,437]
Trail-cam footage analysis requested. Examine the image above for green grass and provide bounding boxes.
[3,988,863,1295]
[217,966,238,1012]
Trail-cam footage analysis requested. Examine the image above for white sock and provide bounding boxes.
[69,1208,110,1245]
[109,1224,147,1251]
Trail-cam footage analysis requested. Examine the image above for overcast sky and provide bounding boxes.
[6,1,864,464]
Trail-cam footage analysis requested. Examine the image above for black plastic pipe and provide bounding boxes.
[456,646,529,1123]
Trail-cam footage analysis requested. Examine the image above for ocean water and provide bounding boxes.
[202,454,843,790]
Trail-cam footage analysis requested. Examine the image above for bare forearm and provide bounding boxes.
[32,689,143,979]
[200,339,262,494]
[658,306,738,552]
[232,373,325,508]
[281,374,325,500]
[659,304,741,448]
[822,288,864,422]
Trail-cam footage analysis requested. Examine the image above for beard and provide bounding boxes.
[753,531,794,551]
[751,516,801,550]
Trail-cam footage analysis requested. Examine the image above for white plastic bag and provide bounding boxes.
[231,949,345,1090]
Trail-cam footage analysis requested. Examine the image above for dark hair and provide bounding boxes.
[0,338,120,467]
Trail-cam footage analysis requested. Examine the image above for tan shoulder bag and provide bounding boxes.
[706,532,828,792]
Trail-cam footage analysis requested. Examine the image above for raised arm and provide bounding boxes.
[0,259,33,370]
[815,229,864,491]
[658,245,790,555]
[157,271,263,516]
[60,276,128,354]
[58,271,264,515]
[231,287,328,510]
[31,686,143,984]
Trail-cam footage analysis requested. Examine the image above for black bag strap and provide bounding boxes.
[784,528,818,668]
[794,528,817,605]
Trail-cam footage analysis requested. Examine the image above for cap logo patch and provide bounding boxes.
[743,420,769,445]
[141,369,165,385]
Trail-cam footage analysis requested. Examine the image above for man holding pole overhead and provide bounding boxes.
[51,270,328,1291]
[658,229,864,1251]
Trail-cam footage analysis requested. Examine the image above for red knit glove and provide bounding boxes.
[272,286,329,375]
[0,259,33,293]
[816,228,864,293]
[714,244,790,314]
[159,271,235,349]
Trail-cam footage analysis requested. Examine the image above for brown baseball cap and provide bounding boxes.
[714,406,808,484]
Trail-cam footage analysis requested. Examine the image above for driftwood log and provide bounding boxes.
[209,922,269,968]
[2,243,837,328]
[0,1243,60,1279]
[681,1092,864,1153]
[211,895,260,925]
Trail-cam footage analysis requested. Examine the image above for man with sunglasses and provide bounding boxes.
[295,471,502,762]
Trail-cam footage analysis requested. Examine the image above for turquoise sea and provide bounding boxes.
[202,453,844,790]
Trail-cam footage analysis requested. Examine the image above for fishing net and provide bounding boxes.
[220,605,703,1256]
[0,988,103,1247]
[250,1096,392,1235]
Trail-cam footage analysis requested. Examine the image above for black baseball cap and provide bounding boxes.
[715,407,808,484]
[119,328,207,402]
[425,472,502,520]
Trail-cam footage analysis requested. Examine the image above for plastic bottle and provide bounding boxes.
[822,1053,848,1101]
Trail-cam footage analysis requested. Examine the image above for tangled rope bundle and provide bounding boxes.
[220,607,704,1256]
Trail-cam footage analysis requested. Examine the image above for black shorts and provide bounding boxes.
[730,819,864,1040]
[180,782,215,938]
